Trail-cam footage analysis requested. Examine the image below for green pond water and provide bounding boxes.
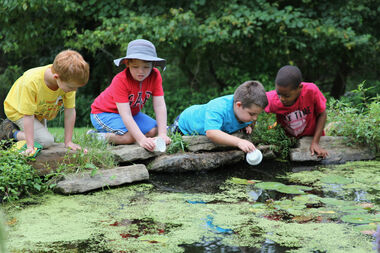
[2,160,380,253]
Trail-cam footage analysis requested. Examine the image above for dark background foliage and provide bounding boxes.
[1,0,379,126]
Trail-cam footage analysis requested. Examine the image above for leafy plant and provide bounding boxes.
[251,113,296,159]
[48,127,117,173]
[0,141,47,202]
[327,81,380,153]
[166,131,188,154]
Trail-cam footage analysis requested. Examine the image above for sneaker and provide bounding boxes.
[0,119,18,140]
[86,129,106,141]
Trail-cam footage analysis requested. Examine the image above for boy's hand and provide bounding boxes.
[22,147,36,156]
[138,137,156,152]
[245,125,253,134]
[310,142,328,158]
[237,139,256,153]
[65,141,88,154]
[159,134,172,145]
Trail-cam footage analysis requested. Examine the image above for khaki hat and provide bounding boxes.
[113,39,166,70]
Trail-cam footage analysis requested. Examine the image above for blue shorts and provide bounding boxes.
[90,112,157,135]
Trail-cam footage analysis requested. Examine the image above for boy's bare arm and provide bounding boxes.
[310,110,328,157]
[116,102,155,150]
[23,115,35,151]
[63,108,81,150]
[206,129,256,153]
[152,96,171,144]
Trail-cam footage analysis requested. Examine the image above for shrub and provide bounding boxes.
[327,82,380,153]
[0,142,47,202]
[251,113,296,160]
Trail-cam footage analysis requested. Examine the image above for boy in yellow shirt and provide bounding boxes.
[1,50,90,156]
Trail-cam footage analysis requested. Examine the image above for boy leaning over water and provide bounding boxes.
[265,65,328,158]
[1,50,90,156]
[171,81,268,153]
[88,39,171,151]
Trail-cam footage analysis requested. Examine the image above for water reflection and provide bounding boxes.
[181,236,290,253]
[149,161,294,194]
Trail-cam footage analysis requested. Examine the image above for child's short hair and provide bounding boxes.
[52,49,90,85]
[275,65,302,89]
[234,81,268,109]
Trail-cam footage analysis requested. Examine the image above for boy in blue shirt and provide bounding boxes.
[173,81,268,153]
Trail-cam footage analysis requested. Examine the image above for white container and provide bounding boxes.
[246,149,263,165]
[154,137,166,152]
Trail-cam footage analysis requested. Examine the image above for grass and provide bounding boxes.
[48,127,117,174]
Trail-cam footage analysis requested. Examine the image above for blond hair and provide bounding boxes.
[234,80,268,109]
[52,49,90,85]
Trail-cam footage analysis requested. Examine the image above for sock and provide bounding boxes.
[12,130,19,140]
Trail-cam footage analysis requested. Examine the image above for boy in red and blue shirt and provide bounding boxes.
[265,65,328,158]
[89,39,171,151]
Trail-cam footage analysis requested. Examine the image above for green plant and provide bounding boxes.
[251,113,296,159]
[48,127,117,173]
[327,96,380,153]
[0,141,48,202]
[166,132,188,154]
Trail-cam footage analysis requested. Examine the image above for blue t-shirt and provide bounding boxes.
[178,95,252,135]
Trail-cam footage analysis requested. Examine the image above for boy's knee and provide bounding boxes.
[146,127,157,137]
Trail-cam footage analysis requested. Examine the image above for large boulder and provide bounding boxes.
[290,136,376,163]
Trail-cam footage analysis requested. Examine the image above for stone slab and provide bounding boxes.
[29,143,75,175]
[148,150,245,172]
[109,144,158,163]
[290,136,376,163]
[55,164,149,194]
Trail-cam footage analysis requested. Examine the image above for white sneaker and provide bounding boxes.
[86,129,106,141]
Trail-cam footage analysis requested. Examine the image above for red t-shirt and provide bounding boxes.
[265,82,326,137]
[91,68,164,115]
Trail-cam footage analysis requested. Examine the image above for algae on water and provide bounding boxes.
[4,161,379,252]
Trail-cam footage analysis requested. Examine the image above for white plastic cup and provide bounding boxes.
[154,137,166,152]
[246,149,263,165]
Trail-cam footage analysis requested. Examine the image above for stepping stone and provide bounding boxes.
[290,136,376,163]
[55,164,149,194]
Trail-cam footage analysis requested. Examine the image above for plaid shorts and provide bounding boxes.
[168,114,183,135]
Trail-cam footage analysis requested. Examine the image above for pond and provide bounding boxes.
[3,160,379,252]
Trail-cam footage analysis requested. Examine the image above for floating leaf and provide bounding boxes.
[320,175,352,184]
[353,224,378,234]
[230,177,260,185]
[320,198,352,206]
[318,210,335,214]
[293,185,313,191]
[340,205,367,214]
[341,214,374,224]
[293,194,321,204]
[276,185,306,194]
[255,182,285,190]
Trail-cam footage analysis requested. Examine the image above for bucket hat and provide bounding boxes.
[113,39,166,70]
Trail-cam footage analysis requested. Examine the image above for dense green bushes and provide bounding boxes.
[327,82,380,153]
[0,143,47,202]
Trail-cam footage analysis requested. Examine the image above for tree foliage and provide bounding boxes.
[0,0,379,123]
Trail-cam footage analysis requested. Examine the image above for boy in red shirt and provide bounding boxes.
[265,65,328,158]
[89,39,171,151]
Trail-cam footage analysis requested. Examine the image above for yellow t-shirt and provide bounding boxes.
[4,65,76,121]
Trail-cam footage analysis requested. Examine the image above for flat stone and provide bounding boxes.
[290,136,376,163]
[183,132,250,152]
[29,143,75,175]
[148,150,245,172]
[55,164,149,194]
[109,144,158,163]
